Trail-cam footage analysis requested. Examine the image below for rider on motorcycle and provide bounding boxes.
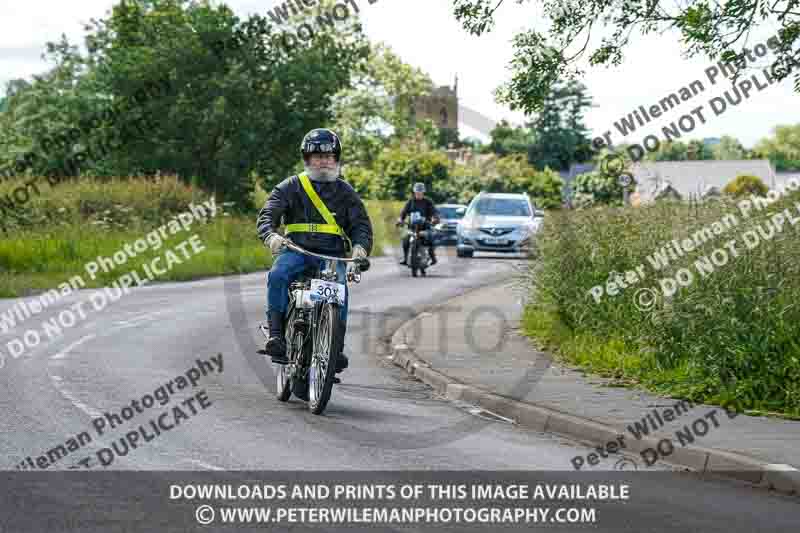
[257,128,373,371]
[397,183,440,266]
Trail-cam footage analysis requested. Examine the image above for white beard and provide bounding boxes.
[305,164,339,182]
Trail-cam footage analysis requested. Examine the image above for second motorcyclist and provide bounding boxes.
[397,182,440,266]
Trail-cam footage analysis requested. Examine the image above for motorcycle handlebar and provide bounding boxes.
[284,241,370,272]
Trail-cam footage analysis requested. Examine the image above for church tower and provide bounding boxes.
[410,75,459,135]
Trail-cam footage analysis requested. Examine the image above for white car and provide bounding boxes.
[456,192,543,257]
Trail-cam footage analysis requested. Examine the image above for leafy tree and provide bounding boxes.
[371,144,452,201]
[1,0,368,210]
[724,174,769,197]
[571,171,625,208]
[528,167,565,209]
[331,43,434,168]
[460,136,485,151]
[452,0,800,114]
[437,127,461,149]
[445,152,564,207]
[487,120,533,156]
[341,165,378,197]
[754,124,800,171]
[528,80,593,171]
[713,136,747,160]
[644,140,689,162]
[687,139,715,160]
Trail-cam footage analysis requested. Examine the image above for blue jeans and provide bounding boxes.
[267,249,349,331]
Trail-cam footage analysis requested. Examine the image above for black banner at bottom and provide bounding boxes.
[0,471,797,532]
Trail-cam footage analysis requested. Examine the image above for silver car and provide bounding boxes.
[456,192,543,257]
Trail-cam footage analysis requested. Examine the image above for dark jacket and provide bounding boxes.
[399,197,439,223]
[257,175,373,256]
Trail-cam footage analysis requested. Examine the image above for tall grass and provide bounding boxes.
[0,176,403,297]
[523,192,800,417]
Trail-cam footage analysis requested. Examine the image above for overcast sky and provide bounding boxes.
[1,0,797,148]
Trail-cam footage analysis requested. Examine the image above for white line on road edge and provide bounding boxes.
[50,334,96,360]
[183,459,226,471]
[49,377,103,418]
[48,334,102,417]
[467,407,516,425]
[764,464,800,471]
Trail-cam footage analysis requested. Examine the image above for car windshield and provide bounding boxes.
[472,198,531,217]
[437,207,465,219]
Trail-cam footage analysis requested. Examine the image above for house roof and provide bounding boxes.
[631,160,777,202]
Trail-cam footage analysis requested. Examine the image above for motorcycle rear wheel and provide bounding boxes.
[309,302,342,415]
[410,239,420,277]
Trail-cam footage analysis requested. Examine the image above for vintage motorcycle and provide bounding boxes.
[260,241,369,415]
[399,211,437,278]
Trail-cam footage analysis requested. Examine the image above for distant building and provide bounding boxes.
[630,159,777,203]
[412,77,459,137]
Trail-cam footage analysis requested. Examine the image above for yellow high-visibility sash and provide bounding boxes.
[285,173,348,242]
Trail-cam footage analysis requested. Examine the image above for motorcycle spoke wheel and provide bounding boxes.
[309,303,340,415]
[276,316,297,402]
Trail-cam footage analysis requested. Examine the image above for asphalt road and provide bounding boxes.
[0,248,798,531]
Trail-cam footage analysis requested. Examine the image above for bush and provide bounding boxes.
[523,191,800,416]
[723,175,769,197]
[572,171,624,207]
[372,147,452,201]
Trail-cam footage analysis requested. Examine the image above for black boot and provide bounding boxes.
[400,240,409,265]
[335,352,349,373]
[429,248,437,265]
[265,310,288,364]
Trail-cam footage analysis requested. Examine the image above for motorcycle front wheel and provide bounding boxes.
[309,302,342,415]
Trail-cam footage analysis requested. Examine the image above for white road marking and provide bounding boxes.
[111,310,169,330]
[184,459,226,471]
[50,334,96,360]
[49,378,103,418]
[467,407,516,425]
[764,464,800,471]
[47,334,102,417]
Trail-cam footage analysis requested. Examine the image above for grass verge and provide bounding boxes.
[0,176,403,297]
[521,192,800,418]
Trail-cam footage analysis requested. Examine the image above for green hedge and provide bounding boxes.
[523,193,800,417]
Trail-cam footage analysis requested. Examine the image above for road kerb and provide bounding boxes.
[388,300,800,496]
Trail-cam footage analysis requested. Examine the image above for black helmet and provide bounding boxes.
[300,128,342,162]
